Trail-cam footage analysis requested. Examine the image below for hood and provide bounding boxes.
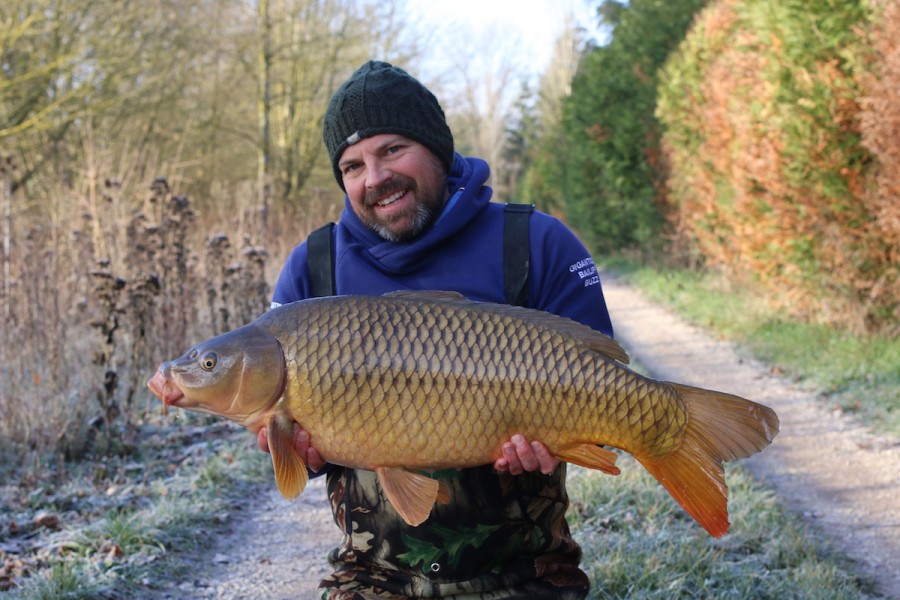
[337,153,493,274]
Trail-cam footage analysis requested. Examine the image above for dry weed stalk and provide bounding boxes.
[0,168,271,464]
[88,260,127,443]
[204,233,270,336]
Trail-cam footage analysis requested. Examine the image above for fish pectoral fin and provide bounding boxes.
[267,417,308,499]
[375,467,441,526]
[556,444,621,475]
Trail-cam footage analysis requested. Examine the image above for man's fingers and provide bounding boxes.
[292,423,305,452]
[307,446,324,472]
[495,435,560,476]
[512,434,539,472]
[531,441,560,475]
[294,426,325,471]
[502,440,523,475]
[257,428,269,453]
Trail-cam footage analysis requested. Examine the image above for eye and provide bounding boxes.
[199,352,218,371]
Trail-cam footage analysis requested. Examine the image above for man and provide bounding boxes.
[259,60,614,599]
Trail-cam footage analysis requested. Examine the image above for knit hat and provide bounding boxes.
[323,60,454,188]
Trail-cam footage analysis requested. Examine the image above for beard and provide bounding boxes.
[361,173,447,243]
[369,202,435,243]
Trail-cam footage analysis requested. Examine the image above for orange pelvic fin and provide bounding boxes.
[436,480,452,505]
[636,384,779,538]
[556,443,621,475]
[376,467,442,526]
[267,414,308,499]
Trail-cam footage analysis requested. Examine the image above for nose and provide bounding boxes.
[365,159,391,189]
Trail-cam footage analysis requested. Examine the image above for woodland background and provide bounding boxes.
[1,0,898,467]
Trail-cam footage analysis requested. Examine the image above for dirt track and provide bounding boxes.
[153,277,900,599]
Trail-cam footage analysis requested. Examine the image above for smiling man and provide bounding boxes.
[263,60,614,599]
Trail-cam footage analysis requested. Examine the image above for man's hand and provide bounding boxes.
[494,434,560,475]
[257,423,326,472]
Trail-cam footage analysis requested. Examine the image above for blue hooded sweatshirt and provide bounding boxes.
[272,153,613,337]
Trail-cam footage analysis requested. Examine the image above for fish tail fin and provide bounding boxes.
[635,384,779,537]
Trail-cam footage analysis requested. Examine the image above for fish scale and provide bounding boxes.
[148,290,779,535]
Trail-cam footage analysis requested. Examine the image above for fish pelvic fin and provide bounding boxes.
[556,443,621,475]
[267,414,308,499]
[375,467,441,527]
[636,385,779,538]
[436,480,452,505]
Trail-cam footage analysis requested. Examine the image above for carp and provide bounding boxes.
[147,291,778,537]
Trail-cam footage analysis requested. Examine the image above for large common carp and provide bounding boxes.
[147,291,778,537]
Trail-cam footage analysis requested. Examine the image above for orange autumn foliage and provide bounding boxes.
[657,0,897,333]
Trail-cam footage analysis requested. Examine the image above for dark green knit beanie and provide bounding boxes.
[323,60,454,188]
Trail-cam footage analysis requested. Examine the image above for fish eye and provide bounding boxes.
[199,352,218,371]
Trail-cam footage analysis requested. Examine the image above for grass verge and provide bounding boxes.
[568,457,872,599]
[603,261,899,437]
[0,419,270,598]
[568,356,873,598]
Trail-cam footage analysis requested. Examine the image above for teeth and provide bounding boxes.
[377,191,404,207]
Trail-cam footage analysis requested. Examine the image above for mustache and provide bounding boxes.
[364,175,416,206]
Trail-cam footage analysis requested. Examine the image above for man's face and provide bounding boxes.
[338,134,449,242]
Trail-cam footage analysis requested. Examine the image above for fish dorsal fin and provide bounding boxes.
[267,414,308,499]
[556,443,621,475]
[375,467,441,526]
[572,328,630,365]
[382,290,629,365]
[383,290,467,301]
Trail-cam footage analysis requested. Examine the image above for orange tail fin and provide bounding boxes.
[636,384,779,537]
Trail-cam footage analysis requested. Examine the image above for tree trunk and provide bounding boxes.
[1,155,12,325]
[257,0,272,232]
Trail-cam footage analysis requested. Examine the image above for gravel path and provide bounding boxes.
[152,478,333,599]
[155,277,900,599]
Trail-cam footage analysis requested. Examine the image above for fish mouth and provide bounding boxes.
[147,367,185,415]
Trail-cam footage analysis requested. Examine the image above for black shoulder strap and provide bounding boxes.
[308,208,531,303]
[503,203,534,307]
[307,222,336,298]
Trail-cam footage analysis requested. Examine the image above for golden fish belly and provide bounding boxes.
[259,294,688,471]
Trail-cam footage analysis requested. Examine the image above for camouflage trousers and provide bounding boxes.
[316,465,590,600]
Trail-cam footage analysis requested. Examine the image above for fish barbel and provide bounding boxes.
[147,290,778,536]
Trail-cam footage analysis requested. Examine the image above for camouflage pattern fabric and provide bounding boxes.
[317,464,589,599]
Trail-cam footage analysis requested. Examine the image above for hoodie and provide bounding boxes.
[272,153,613,337]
